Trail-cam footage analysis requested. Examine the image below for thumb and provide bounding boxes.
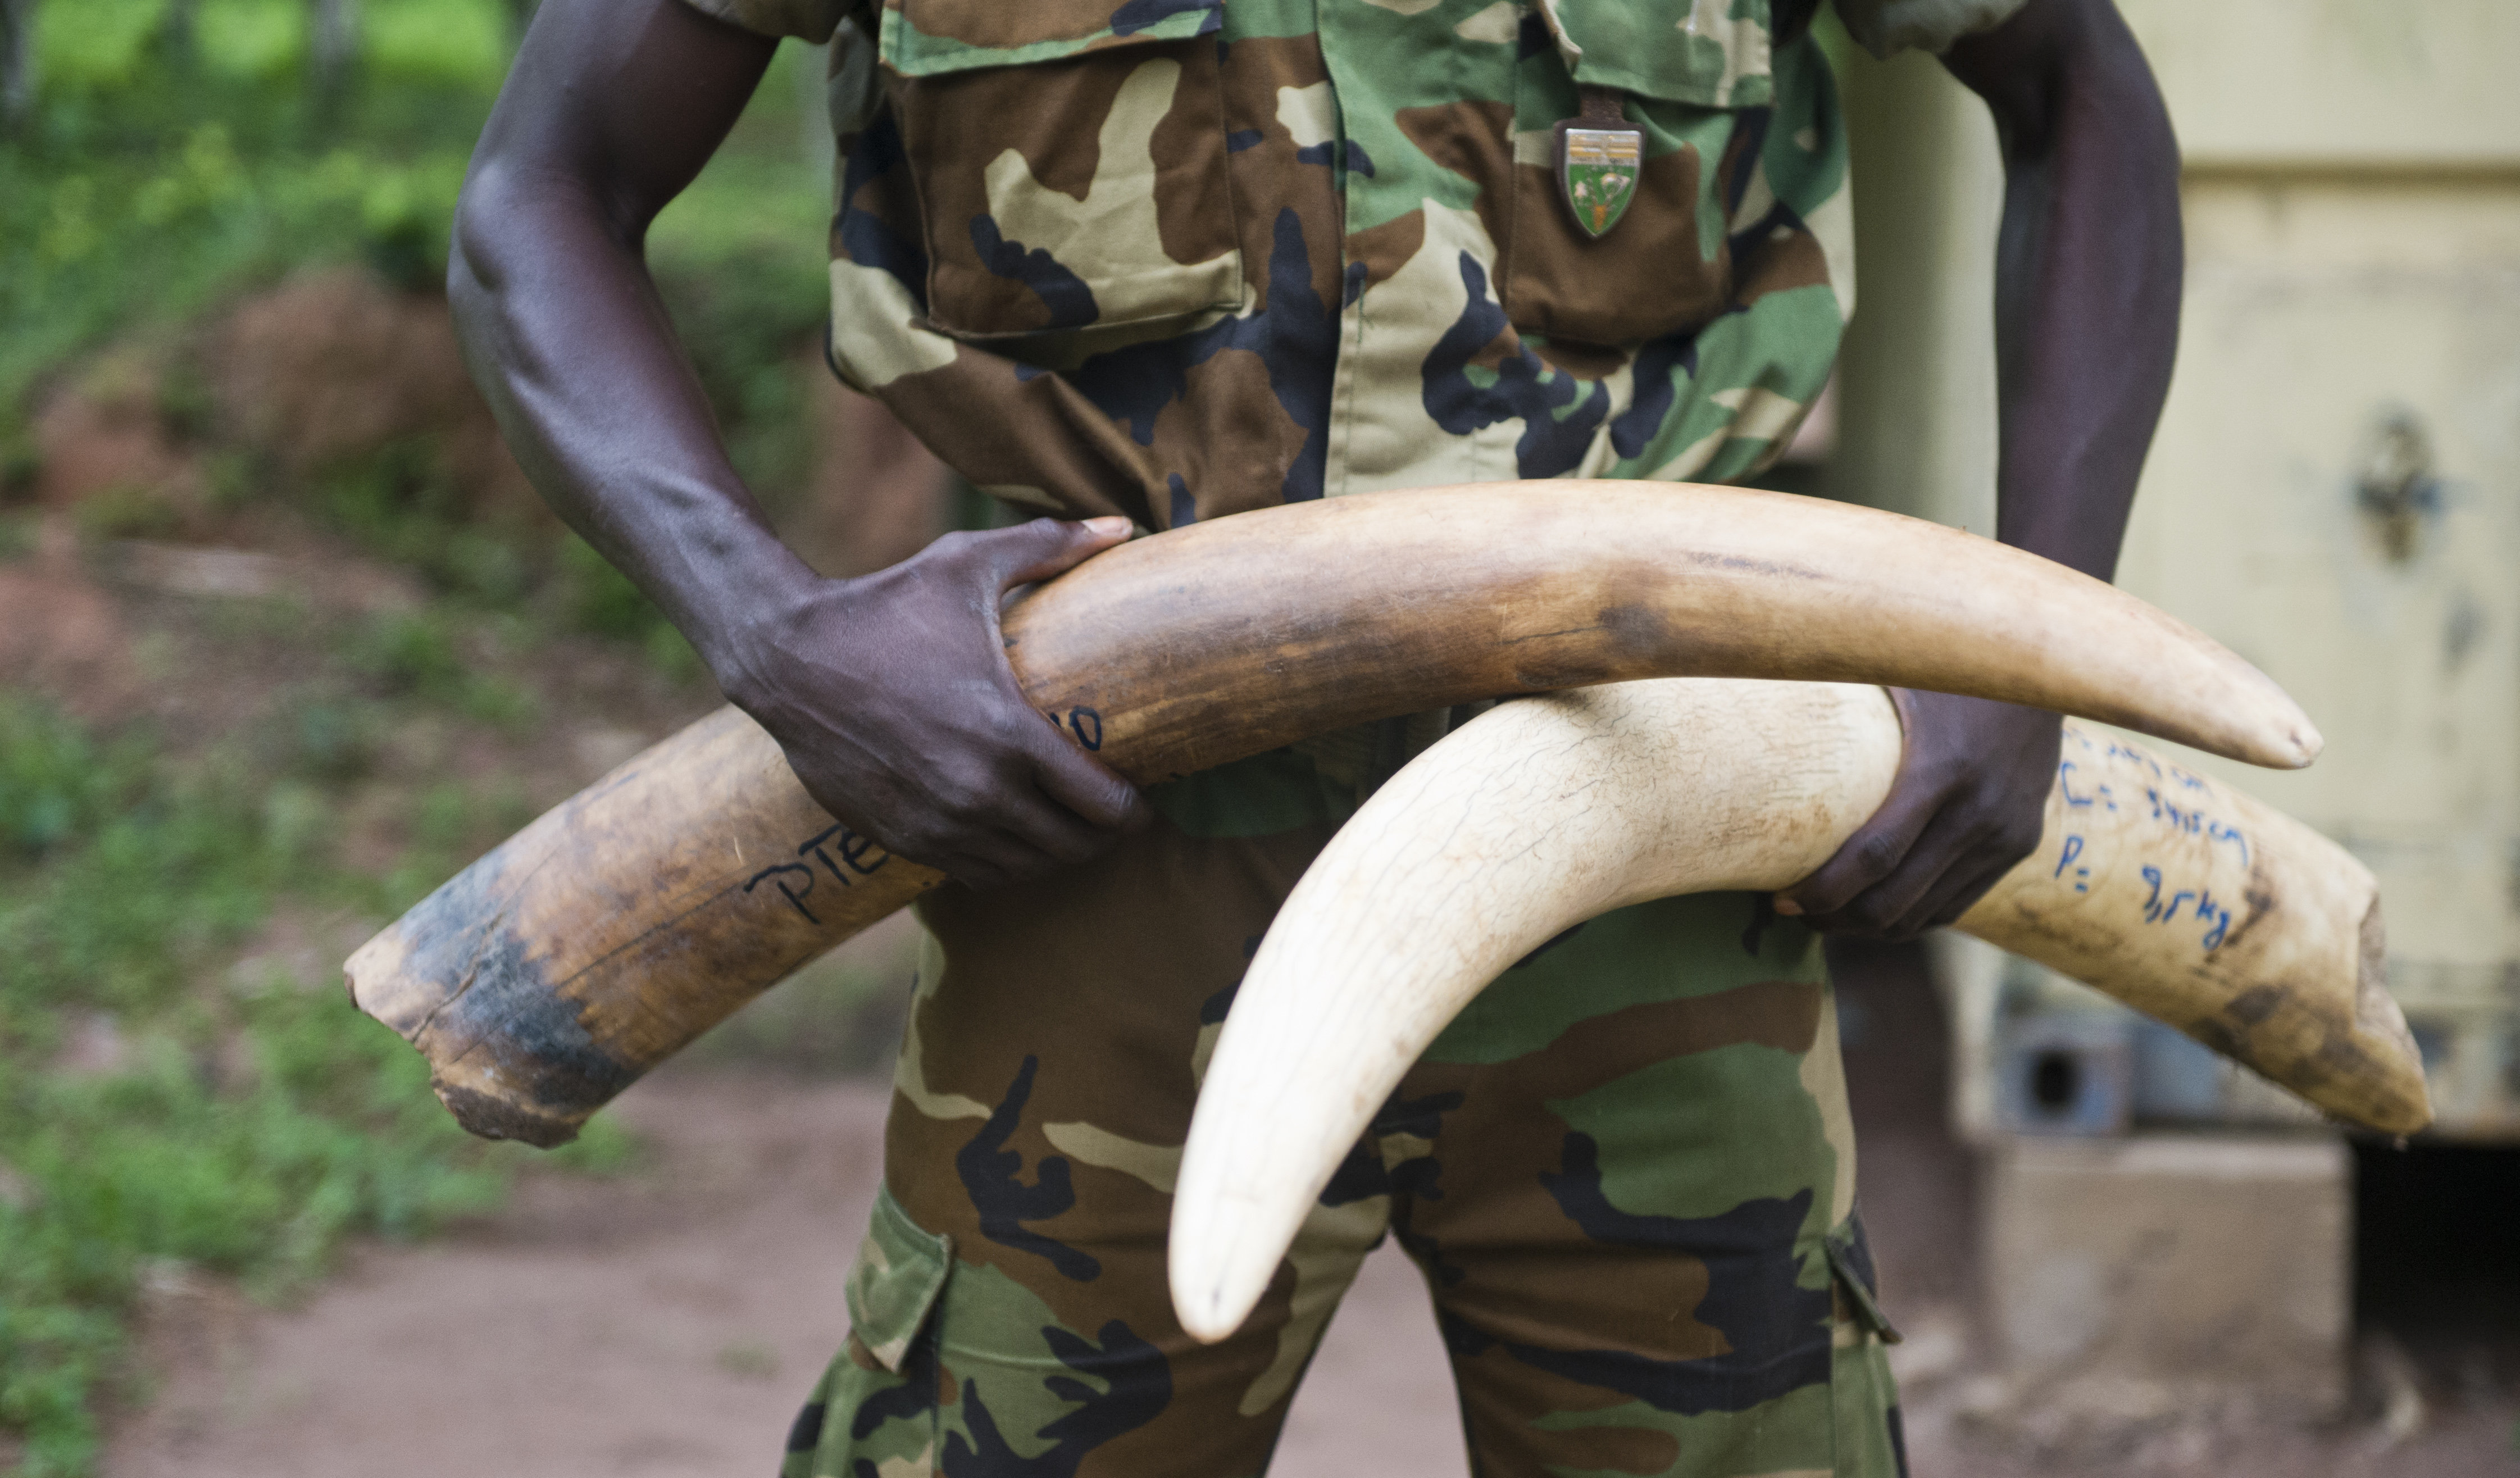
[971,516,1136,594]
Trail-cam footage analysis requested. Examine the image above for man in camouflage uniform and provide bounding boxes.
[448,0,2182,1471]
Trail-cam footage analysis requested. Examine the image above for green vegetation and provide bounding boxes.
[272,428,725,679]
[6,0,484,416]
[3,0,837,664]
[2,0,836,506]
[0,693,632,1476]
[1,4,848,1472]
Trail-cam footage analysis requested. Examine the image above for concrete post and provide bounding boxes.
[1982,1134,2351,1411]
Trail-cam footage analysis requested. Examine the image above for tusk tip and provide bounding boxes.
[2234,714,2323,771]
[2262,722,2322,771]
[1168,1228,1266,1344]
[1172,1283,1247,1345]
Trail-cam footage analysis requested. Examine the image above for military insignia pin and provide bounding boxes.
[1555,88,1643,239]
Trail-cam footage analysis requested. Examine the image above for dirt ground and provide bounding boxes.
[101,1043,2518,1478]
[101,1069,1469,1478]
[1831,943,2520,1478]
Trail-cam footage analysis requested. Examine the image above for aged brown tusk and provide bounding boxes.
[1167,679,2425,1344]
[346,482,2322,1148]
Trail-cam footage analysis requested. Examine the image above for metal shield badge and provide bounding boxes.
[1557,124,1643,239]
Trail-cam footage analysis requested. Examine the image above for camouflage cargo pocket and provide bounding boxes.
[783,1189,955,1478]
[1499,0,1783,348]
[876,0,1246,340]
[844,1185,955,1374]
[1826,1215,1911,1478]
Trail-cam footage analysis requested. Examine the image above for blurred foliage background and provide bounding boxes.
[0,4,911,1472]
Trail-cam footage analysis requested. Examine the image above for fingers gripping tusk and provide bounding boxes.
[349,482,2322,1147]
[1169,679,2426,1345]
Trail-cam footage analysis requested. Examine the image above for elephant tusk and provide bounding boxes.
[1168,679,2423,1344]
[347,483,2323,1148]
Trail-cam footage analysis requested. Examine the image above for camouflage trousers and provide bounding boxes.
[780,746,1908,1477]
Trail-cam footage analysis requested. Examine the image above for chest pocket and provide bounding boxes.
[1504,0,1778,349]
[877,0,1245,342]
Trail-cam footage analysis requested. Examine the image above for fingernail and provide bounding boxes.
[1772,895,1803,916]
[1086,516,1134,539]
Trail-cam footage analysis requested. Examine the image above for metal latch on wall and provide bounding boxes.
[2355,408,2442,563]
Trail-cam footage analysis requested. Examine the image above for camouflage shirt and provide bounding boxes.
[682,0,2025,528]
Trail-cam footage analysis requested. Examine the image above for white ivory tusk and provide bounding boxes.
[1168,679,2426,1344]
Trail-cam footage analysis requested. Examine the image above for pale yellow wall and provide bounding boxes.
[1836,1,2520,1134]
[2116,0,2520,169]
[2121,181,2520,961]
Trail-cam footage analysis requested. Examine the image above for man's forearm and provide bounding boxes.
[446,0,797,685]
[1781,0,2184,938]
[449,189,811,679]
[443,0,1147,886]
[1951,0,2182,583]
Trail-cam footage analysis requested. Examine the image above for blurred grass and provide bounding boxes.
[0,694,631,1476]
[4,0,493,414]
[0,3,845,1471]
[2,0,837,521]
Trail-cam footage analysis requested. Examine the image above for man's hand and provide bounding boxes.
[1776,690,2057,939]
[721,517,1152,890]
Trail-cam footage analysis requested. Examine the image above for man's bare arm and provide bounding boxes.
[1783,0,2182,935]
[449,0,1147,889]
[1953,0,2182,583]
